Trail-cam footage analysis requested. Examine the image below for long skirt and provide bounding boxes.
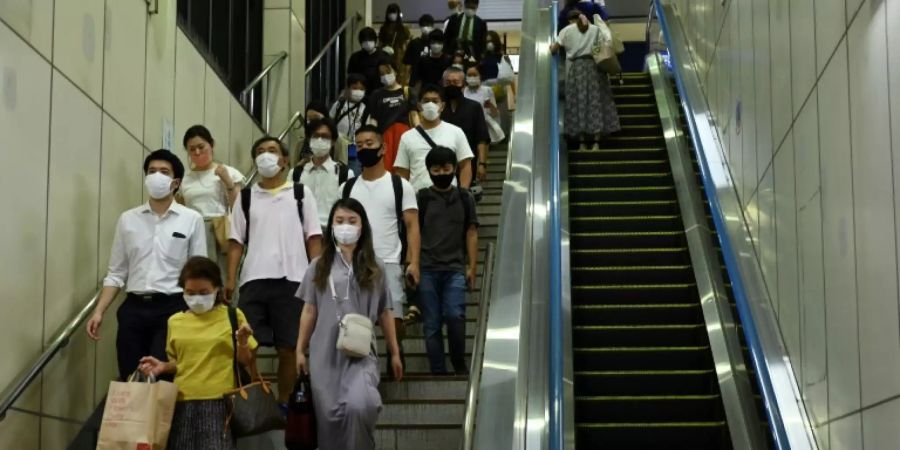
[167,399,236,450]
[564,57,621,137]
[383,122,411,172]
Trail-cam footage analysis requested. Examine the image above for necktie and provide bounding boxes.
[461,15,472,42]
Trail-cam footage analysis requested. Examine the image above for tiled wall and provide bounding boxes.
[669,0,900,448]
[0,0,269,447]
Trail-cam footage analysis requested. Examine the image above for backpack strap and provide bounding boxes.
[415,125,439,150]
[341,175,359,200]
[292,164,303,184]
[293,182,305,228]
[240,187,252,245]
[391,174,408,265]
[336,162,350,185]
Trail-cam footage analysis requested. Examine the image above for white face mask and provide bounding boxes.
[361,41,376,52]
[349,89,366,103]
[486,42,496,52]
[421,102,441,121]
[381,73,396,86]
[465,8,477,18]
[452,63,464,70]
[184,292,217,314]
[430,43,444,54]
[466,76,480,87]
[255,152,282,178]
[387,13,398,21]
[309,138,332,157]
[333,224,361,245]
[421,26,434,35]
[144,172,174,200]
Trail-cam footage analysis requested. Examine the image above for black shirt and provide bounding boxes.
[347,49,392,92]
[441,97,490,158]
[403,37,428,66]
[411,53,452,87]
[363,87,417,133]
[418,187,479,272]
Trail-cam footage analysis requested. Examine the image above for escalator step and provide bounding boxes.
[569,172,673,188]
[572,283,698,302]
[573,346,713,371]
[571,247,691,266]
[569,159,670,175]
[573,369,717,396]
[572,265,695,285]
[618,113,663,126]
[571,230,688,249]
[574,395,724,423]
[568,147,666,162]
[571,303,702,325]
[576,422,730,449]
[569,186,677,202]
[597,135,666,149]
[572,324,707,347]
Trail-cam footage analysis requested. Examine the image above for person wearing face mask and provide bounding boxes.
[227,136,324,409]
[340,125,421,359]
[416,147,479,374]
[86,150,207,382]
[403,14,436,77]
[395,84,474,191]
[443,0,464,32]
[295,198,402,450]
[440,67,490,183]
[378,3,411,85]
[463,65,506,145]
[178,125,245,268]
[138,257,257,449]
[348,27,392,93]
[330,74,368,174]
[362,61,418,172]
[294,118,354,228]
[410,29,452,91]
[443,0,487,60]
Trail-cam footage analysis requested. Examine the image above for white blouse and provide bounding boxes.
[180,164,245,218]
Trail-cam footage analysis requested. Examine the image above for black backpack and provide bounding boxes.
[240,182,305,245]
[341,174,407,263]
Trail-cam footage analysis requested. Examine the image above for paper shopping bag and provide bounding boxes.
[96,375,178,450]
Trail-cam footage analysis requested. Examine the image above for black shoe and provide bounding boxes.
[403,305,422,324]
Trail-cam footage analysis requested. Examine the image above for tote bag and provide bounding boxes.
[97,372,177,450]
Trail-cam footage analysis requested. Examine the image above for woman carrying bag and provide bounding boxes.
[138,256,258,449]
[295,198,404,450]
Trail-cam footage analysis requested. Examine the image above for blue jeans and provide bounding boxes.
[419,271,468,374]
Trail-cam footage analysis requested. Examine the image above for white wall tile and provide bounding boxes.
[848,0,900,407]
[53,0,105,103]
[889,0,900,242]
[264,8,290,56]
[103,0,147,139]
[818,39,861,419]
[816,423,831,450]
[174,31,205,162]
[847,0,865,23]
[204,70,232,165]
[289,12,306,123]
[43,70,102,420]
[0,0,53,58]
[793,95,819,206]
[770,0,793,148]
[737,0,756,201]
[759,168,778,308]
[143,0,177,149]
[0,18,50,405]
[0,410,40,450]
[263,9,291,134]
[863,397,900,449]
[815,0,848,76]
[830,413,862,450]
[40,417,81,449]
[798,194,827,427]
[789,0,816,117]
[229,99,255,176]
[265,0,290,8]
[774,134,801,380]
[752,0,773,181]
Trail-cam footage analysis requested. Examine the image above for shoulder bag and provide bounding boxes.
[330,270,375,358]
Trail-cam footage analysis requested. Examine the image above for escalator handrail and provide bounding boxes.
[0,289,101,421]
[651,0,815,448]
[547,2,565,450]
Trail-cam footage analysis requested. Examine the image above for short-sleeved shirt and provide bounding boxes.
[417,187,479,272]
[330,99,366,142]
[166,305,259,401]
[341,172,417,264]
[347,49,392,92]
[557,23,602,60]
[412,54,452,87]
[403,36,428,66]
[229,182,323,285]
[180,164,245,218]
[441,97,490,156]
[299,159,354,227]
[394,122,475,191]
[364,87,416,133]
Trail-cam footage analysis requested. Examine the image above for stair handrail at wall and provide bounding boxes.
[305,12,363,106]
[648,1,818,448]
[0,289,102,421]
[461,242,496,450]
[240,50,288,134]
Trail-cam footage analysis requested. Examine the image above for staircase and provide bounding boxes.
[567,72,769,449]
[374,143,507,450]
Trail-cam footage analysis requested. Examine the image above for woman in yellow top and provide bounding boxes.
[139,256,258,449]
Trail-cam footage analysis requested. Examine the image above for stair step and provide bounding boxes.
[379,399,465,426]
[377,338,475,354]
[375,425,462,450]
[379,377,468,400]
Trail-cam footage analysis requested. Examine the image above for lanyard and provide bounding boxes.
[328,253,354,322]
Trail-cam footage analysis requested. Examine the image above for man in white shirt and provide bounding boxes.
[394,84,474,191]
[227,136,323,404]
[295,118,353,228]
[87,150,207,381]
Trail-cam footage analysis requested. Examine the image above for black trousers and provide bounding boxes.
[115,293,186,381]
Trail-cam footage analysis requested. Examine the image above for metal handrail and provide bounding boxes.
[305,12,362,78]
[244,109,306,187]
[240,50,288,133]
[461,242,496,450]
[0,290,101,421]
[644,0,656,49]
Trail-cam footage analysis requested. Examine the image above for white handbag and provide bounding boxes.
[329,273,374,358]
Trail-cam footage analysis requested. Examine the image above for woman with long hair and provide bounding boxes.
[294,198,403,450]
[379,3,411,85]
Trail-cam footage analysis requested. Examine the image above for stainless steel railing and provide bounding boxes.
[305,12,363,105]
[461,242,496,450]
[239,50,288,133]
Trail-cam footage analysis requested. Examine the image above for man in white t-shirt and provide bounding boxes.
[394,84,474,191]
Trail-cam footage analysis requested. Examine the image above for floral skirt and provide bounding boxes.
[167,399,236,450]
[565,57,621,137]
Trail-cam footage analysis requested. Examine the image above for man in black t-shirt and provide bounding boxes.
[348,27,392,92]
[411,29,452,91]
[440,66,490,182]
[403,14,436,73]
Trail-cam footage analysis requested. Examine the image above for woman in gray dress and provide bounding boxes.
[295,198,404,450]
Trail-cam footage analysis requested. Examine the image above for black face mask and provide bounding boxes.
[444,85,463,100]
[357,146,384,167]
[430,173,455,189]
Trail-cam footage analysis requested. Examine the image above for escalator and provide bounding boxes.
[567,72,771,449]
